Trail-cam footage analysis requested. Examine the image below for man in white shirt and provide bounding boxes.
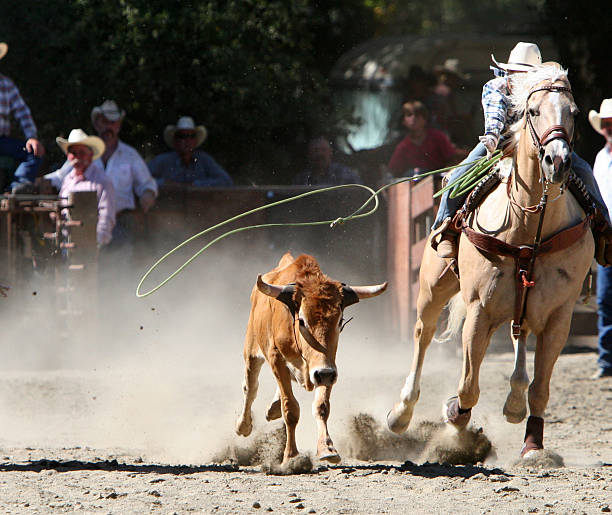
[590,98,612,379]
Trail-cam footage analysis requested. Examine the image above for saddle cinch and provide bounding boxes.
[434,158,608,267]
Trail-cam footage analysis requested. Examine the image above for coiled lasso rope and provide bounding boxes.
[136,150,503,297]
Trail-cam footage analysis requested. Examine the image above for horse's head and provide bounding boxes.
[510,65,579,184]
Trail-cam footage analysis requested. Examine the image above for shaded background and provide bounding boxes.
[0,0,610,182]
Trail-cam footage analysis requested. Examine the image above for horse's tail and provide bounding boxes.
[436,293,466,344]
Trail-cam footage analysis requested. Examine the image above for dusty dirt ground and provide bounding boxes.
[0,335,610,514]
[0,246,610,514]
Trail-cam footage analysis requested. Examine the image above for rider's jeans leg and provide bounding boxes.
[432,142,487,229]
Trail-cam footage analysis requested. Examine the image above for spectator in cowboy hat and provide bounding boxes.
[0,41,46,193]
[148,116,232,187]
[90,99,157,212]
[590,98,612,379]
[55,129,116,247]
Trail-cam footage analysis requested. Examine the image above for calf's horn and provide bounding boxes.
[342,281,388,307]
[256,275,296,305]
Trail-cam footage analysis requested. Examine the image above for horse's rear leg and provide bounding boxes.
[522,306,572,456]
[388,247,459,434]
[503,330,530,423]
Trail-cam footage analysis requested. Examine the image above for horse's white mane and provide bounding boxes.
[509,64,569,117]
[504,64,570,151]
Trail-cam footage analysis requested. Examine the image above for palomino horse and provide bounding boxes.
[387,64,593,457]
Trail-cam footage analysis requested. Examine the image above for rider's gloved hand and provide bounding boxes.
[479,133,499,158]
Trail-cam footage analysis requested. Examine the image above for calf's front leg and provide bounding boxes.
[235,354,265,436]
[313,385,340,463]
[271,353,300,464]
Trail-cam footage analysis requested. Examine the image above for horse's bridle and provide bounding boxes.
[507,84,575,213]
[525,85,574,158]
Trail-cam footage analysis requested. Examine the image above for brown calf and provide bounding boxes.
[235,252,387,464]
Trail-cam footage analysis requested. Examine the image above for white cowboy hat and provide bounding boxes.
[0,43,7,61]
[589,99,612,135]
[433,58,470,80]
[90,99,126,124]
[491,42,542,72]
[163,116,207,148]
[56,128,105,160]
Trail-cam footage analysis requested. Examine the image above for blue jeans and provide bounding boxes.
[596,264,612,373]
[433,142,487,229]
[0,136,41,190]
[432,145,610,229]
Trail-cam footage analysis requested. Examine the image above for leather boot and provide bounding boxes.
[436,232,458,258]
[431,217,459,259]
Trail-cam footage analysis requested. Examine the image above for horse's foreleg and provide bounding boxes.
[503,330,530,423]
[522,306,572,456]
[388,250,459,434]
[446,304,493,428]
[387,315,438,433]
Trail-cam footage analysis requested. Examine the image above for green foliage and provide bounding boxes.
[0,0,376,183]
[364,0,545,35]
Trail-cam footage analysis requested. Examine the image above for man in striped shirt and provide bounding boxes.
[0,42,45,193]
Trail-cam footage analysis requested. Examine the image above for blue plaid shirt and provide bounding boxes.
[0,73,37,139]
[481,76,518,141]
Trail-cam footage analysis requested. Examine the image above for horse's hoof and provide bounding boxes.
[521,448,542,459]
[503,392,527,424]
[503,405,527,424]
[235,417,252,437]
[444,396,471,428]
[265,400,282,421]
[387,404,413,434]
[318,452,341,464]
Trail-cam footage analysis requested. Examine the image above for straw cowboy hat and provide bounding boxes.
[0,42,8,61]
[589,99,612,135]
[433,58,469,80]
[56,129,105,160]
[90,99,126,124]
[163,116,207,148]
[491,42,542,72]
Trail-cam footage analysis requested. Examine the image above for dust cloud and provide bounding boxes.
[0,225,533,469]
